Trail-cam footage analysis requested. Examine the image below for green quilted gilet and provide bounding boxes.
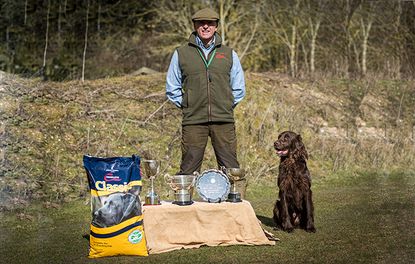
[177,32,234,125]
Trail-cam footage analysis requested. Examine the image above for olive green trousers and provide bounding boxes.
[179,122,239,174]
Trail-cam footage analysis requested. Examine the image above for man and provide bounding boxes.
[166,7,245,175]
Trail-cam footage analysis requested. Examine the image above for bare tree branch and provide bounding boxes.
[81,0,90,82]
[42,0,51,69]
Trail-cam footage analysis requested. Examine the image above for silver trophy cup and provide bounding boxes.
[142,159,161,205]
[222,167,245,203]
[165,174,197,206]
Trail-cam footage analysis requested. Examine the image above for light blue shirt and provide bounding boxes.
[166,35,246,108]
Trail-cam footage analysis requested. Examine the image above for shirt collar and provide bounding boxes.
[196,35,215,50]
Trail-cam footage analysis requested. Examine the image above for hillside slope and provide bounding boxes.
[0,72,414,206]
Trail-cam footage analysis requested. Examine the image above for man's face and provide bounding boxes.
[194,20,218,43]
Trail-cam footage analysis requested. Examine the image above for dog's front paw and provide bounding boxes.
[306,226,316,233]
[285,227,294,233]
[282,223,294,233]
[281,221,294,233]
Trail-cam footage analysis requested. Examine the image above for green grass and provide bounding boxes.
[1,170,414,264]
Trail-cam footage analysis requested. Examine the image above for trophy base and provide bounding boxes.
[227,192,242,203]
[143,202,161,206]
[144,194,161,206]
[172,200,194,206]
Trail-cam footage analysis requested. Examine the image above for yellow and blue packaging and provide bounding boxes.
[83,155,148,258]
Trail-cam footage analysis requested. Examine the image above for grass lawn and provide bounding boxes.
[1,170,414,264]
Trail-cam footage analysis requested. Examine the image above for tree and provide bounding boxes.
[42,0,51,73]
[304,0,328,75]
[81,0,89,82]
[263,0,304,77]
[1,0,415,79]
[208,0,261,63]
[357,0,378,76]
[342,0,362,77]
[151,0,198,58]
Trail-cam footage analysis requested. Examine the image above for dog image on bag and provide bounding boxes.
[272,131,316,233]
[92,192,141,228]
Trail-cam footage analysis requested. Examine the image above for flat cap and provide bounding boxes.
[192,8,219,21]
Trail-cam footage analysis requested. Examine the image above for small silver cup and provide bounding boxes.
[222,167,245,203]
[142,159,161,205]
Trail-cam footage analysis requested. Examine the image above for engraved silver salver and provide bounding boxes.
[195,169,230,203]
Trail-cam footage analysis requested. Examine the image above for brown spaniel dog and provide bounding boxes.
[273,131,316,233]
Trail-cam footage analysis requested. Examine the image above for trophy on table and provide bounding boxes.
[164,173,197,206]
[142,159,161,205]
[195,169,230,203]
[222,167,245,203]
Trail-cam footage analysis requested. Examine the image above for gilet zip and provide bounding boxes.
[196,47,217,121]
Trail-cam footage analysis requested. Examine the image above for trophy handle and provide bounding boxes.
[192,172,199,186]
[220,166,227,174]
[164,173,174,190]
[164,173,172,184]
[192,171,201,185]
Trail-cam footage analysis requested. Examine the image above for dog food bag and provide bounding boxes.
[83,155,148,258]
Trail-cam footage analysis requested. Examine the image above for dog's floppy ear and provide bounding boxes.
[293,134,308,160]
[128,187,140,196]
[122,193,138,210]
[122,193,135,203]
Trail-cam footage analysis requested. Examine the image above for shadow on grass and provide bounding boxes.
[82,233,90,241]
[256,215,274,228]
